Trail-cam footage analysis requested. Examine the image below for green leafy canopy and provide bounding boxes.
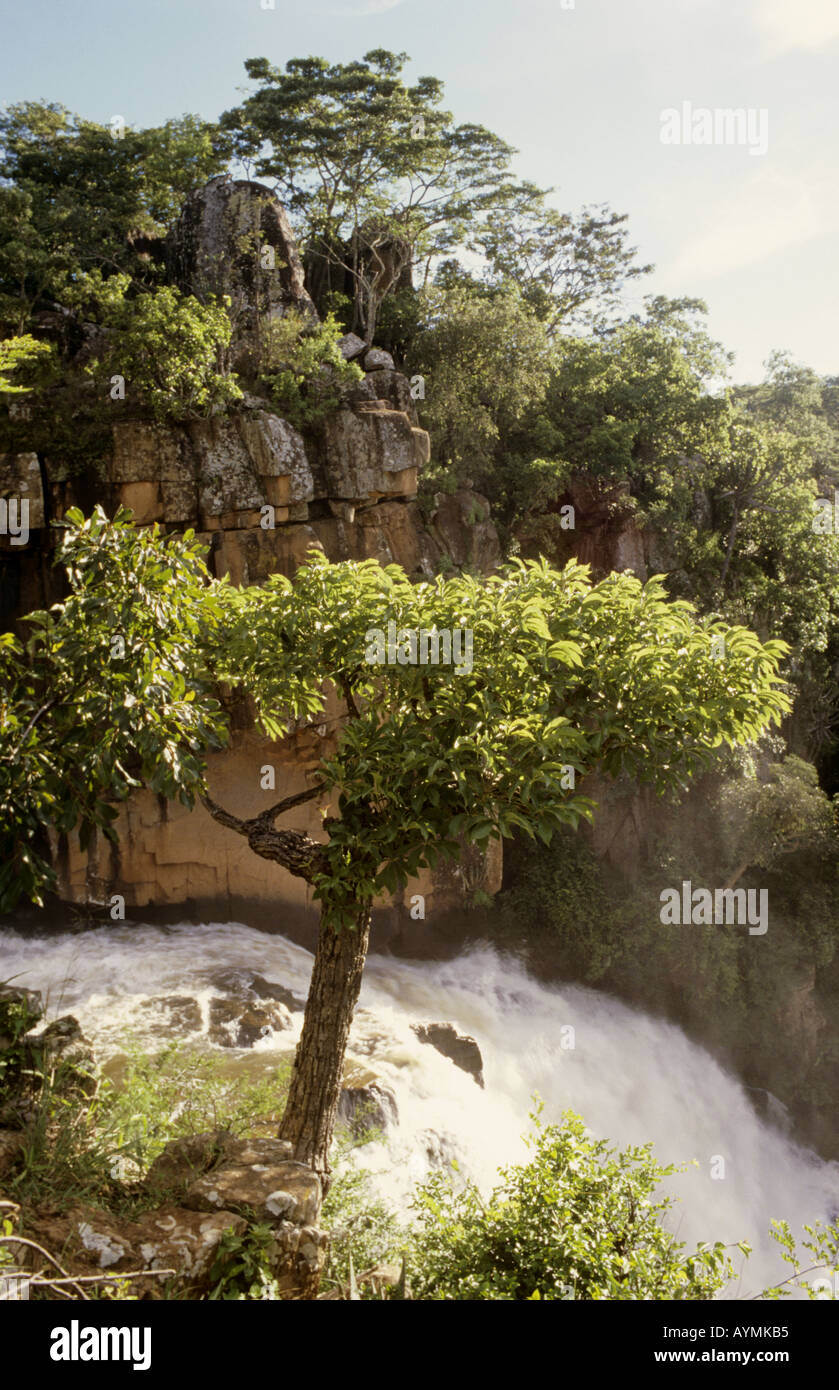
[1,512,790,923]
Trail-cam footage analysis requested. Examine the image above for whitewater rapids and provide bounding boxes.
[2,919,836,1297]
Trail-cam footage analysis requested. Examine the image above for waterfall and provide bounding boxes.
[2,920,836,1297]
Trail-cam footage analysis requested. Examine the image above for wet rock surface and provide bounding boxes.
[411,1022,485,1087]
[338,1079,398,1137]
[200,968,305,1013]
[139,994,203,1035]
[207,996,293,1047]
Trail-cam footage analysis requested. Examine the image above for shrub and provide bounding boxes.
[97,285,241,420]
[321,1143,405,1295]
[496,823,625,980]
[410,1111,741,1300]
[104,1042,291,1175]
[256,310,362,430]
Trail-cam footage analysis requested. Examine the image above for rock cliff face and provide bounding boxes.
[0,179,503,948]
[516,476,661,580]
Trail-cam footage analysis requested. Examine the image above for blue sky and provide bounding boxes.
[1,0,837,383]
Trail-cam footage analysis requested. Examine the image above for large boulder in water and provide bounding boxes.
[412,1022,484,1087]
[207,996,293,1048]
[337,1078,398,1138]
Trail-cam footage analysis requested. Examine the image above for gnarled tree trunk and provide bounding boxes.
[278,902,372,1183]
[200,789,374,1186]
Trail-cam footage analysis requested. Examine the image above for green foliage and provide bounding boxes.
[207,1223,280,1300]
[410,1111,743,1300]
[763,1216,839,1300]
[497,824,625,979]
[7,1041,290,1214]
[406,284,555,505]
[9,1076,119,1212]
[717,753,837,884]
[221,50,515,340]
[0,101,229,331]
[0,506,229,911]
[95,285,241,421]
[0,987,42,1097]
[0,333,54,392]
[3,511,789,923]
[105,1043,291,1174]
[408,285,839,774]
[256,310,362,429]
[466,180,652,331]
[540,299,731,490]
[321,1150,405,1295]
[736,349,839,485]
[212,548,789,926]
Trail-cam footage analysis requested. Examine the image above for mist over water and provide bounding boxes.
[2,919,836,1297]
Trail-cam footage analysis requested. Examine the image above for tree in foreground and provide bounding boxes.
[0,509,790,1179]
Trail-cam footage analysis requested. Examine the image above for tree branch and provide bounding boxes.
[201,790,329,883]
[200,793,248,835]
[257,781,326,823]
[339,672,360,719]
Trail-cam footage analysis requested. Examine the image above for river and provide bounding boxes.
[2,918,836,1298]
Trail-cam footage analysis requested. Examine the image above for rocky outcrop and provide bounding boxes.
[166,176,316,370]
[144,1130,232,1200]
[76,1205,248,1282]
[411,1022,485,1087]
[8,1128,329,1298]
[516,476,651,579]
[317,406,420,502]
[428,488,501,575]
[183,1135,320,1226]
[2,180,504,941]
[50,408,501,936]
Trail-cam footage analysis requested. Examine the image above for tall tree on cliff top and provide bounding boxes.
[0,510,790,1178]
[221,52,649,343]
[221,49,515,341]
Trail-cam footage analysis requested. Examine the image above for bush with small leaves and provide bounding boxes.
[410,1112,744,1300]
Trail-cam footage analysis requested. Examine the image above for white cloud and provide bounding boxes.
[663,166,835,283]
[752,0,839,55]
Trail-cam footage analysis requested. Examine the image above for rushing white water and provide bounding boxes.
[2,919,837,1297]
